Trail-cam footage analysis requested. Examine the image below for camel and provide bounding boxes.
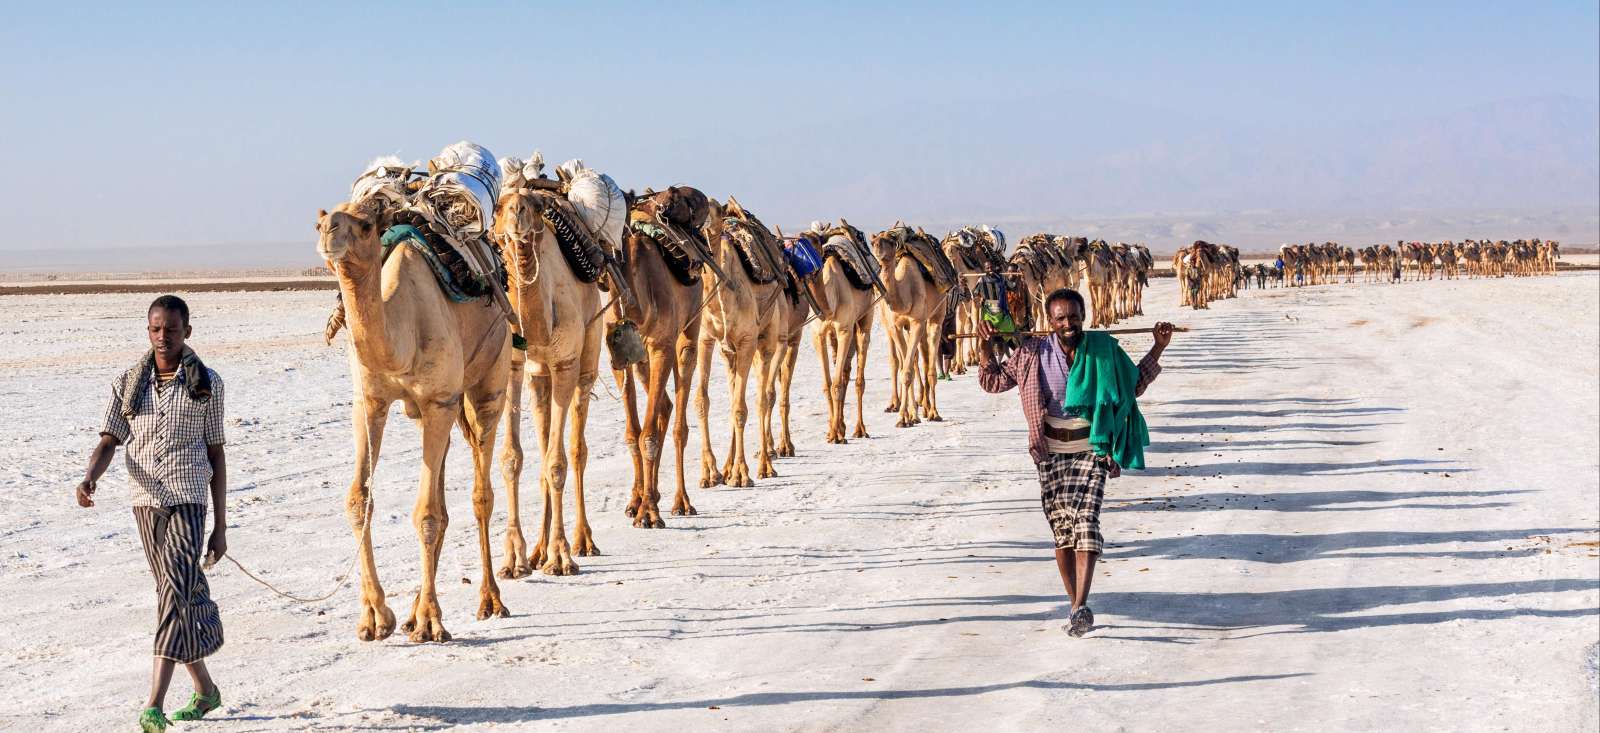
[1011,234,1058,328]
[939,229,988,373]
[608,186,709,528]
[873,224,952,427]
[316,199,512,643]
[695,197,787,488]
[808,221,879,444]
[493,188,604,578]
[760,272,812,466]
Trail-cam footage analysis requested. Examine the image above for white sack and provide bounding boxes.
[350,155,412,204]
[420,141,501,235]
[559,159,627,249]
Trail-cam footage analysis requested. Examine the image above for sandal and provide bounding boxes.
[139,707,171,732]
[170,689,221,721]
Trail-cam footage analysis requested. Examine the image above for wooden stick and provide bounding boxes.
[948,326,1189,340]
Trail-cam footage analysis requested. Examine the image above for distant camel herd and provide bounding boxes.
[1176,238,1564,309]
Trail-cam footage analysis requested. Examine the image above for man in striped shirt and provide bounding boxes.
[978,288,1172,637]
[76,295,228,732]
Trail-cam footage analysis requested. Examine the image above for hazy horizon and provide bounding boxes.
[3,3,1596,261]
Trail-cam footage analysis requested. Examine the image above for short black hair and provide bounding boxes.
[148,294,190,325]
[1044,288,1085,313]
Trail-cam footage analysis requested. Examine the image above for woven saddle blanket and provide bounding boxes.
[817,226,878,291]
[383,218,507,302]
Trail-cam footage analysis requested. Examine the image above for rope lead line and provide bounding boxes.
[210,398,378,605]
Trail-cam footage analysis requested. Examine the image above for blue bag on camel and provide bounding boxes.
[784,235,824,278]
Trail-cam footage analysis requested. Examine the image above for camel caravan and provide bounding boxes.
[939,229,1154,372]
[312,141,1159,642]
[1173,240,1241,309]
[1178,238,1563,311]
[1277,239,1561,289]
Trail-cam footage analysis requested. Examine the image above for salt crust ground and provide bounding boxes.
[2,275,1596,732]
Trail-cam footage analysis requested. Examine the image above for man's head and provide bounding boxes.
[1044,288,1086,341]
[147,295,191,363]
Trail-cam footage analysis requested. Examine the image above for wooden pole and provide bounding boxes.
[948,326,1189,340]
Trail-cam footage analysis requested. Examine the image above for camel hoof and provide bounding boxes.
[527,546,547,570]
[477,596,508,620]
[407,624,451,644]
[574,538,600,557]
[541,559,579,577]
[927,415,944,422]
[896,419,913,428]
[757,466,778,479]
[852,428,869,439]
[828,436,847,445]
[357,604,396,641]
[778,444,795,457]
[497,563,531,580]
[884,405,898,413]
[624,504,638,518]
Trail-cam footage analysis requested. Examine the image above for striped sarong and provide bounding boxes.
[134,504,223,663]
[1037,452,1106,553]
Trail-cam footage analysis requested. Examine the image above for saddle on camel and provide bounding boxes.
[325,142,526,345]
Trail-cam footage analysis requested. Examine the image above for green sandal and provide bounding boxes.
[139,707,171,732]
[170,689,221,721]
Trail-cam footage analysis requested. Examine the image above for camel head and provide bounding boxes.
[316,202,381,266]
[494,190,544,244]
[870,226,905,265]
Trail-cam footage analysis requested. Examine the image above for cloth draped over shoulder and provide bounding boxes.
[121,346,212,419]
[1061,332,1149,469]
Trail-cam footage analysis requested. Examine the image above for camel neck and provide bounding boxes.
[335,248,408,374]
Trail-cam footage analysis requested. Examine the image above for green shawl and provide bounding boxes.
[1061,331,1149,469]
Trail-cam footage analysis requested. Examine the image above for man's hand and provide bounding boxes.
[75,479,96,508]
[205,530,227,568]
[1152,321,1175,349]
[975,319,996,364]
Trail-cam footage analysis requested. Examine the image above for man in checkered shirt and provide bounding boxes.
[978,288,1173,637]
[76,295,229,732]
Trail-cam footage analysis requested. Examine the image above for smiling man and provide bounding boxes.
[977,288,1172,637]
[76,295,228,732]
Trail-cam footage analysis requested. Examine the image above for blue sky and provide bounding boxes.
[2,1,1596,251]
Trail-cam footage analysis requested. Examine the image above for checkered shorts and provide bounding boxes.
[1037,451,1106,553]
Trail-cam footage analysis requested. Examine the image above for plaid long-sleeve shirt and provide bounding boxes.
[980,335,1160,465]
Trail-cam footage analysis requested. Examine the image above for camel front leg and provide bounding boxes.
[777,339,798,457]
[539,363,580,576]
[348,396,395,641]
[884,319,902,414]
[618,363,645,520]
[569,362,600,557]
[404,404,455,642]
[816,327,842,444]
[671,334,699,517]
[695,335,724,488]
[852,317,872,439]
[636,346,673,527]
[922,320,944,421]
[722,345,756,487]
[525,369,554,570]
[462,383,509,620]
[498,355,531,579]
[753,335,780,479]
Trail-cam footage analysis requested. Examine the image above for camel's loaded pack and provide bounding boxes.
[344,141,642,360]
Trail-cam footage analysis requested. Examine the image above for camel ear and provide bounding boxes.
[316,209,327,229]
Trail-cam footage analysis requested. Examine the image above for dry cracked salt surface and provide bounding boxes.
[2,275,1597,732]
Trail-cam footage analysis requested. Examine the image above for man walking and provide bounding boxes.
[76,295,229,732]
[977,289,1172,637]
